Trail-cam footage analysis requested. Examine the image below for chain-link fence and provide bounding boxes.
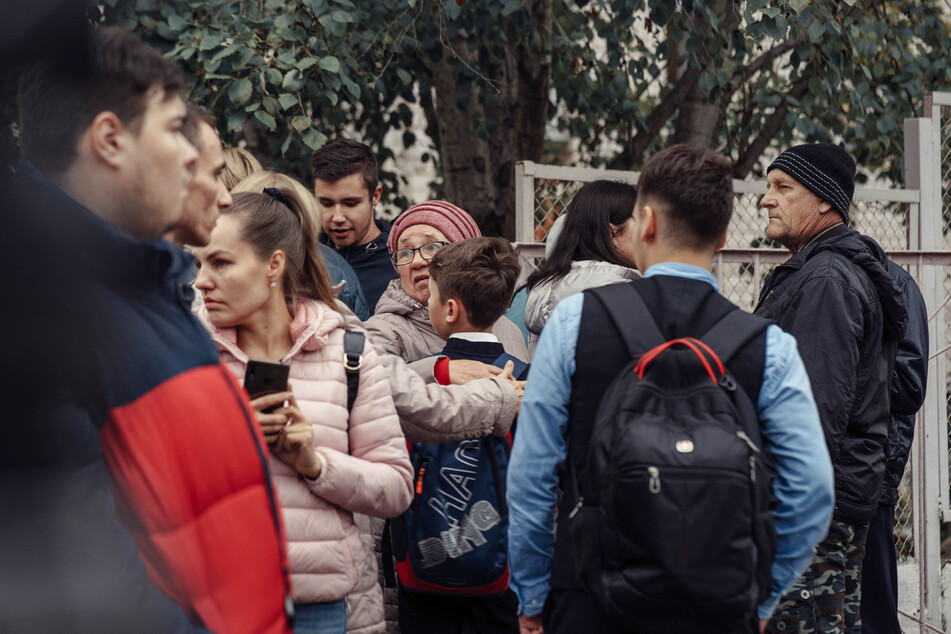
[517,167,914,306]
[514,104,951,629]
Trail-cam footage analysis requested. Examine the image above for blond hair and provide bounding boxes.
[221,147,263,191]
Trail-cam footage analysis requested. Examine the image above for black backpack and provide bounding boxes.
[566,284,776,631]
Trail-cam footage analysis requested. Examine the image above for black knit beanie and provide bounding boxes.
[767,143,856,223]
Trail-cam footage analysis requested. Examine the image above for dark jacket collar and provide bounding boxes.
[319,218,392,256]
[18,160,192,290]
[764,223,908,341]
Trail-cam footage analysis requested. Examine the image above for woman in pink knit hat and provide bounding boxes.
[364,200,528,363]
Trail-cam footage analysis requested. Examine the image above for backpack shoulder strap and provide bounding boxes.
[493,353,529,381]
[700,310,770,365]
[380,518,397,588]
[343,330,365,413]
[587,283,665,355]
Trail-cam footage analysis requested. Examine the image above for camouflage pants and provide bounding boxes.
[766,520,869,634]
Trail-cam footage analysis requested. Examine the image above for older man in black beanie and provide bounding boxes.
[755,143,908,633]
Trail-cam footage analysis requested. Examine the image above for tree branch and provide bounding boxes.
[607,66,701,170]
[732,73,810,178]
[733,37,804,85]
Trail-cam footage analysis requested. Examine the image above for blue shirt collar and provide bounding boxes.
[643,261,719,292]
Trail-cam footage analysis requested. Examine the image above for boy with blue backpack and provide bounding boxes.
[387,237,525,633]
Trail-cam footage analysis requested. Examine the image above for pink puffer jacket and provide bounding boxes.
[202,299,414,603]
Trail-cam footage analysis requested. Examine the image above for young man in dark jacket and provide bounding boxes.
[312,138,397,310]
[1,27,292,632]
[860,260,928,633]
[755,144,909,633]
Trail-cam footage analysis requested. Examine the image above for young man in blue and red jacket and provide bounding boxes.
[1,26,292,632]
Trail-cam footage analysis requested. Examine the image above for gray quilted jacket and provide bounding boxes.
[525,260,641,355]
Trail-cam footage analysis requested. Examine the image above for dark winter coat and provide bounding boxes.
[320,219,398,311]
[755,224,908,524]
[0,162,292,633]
[880,259,929,506]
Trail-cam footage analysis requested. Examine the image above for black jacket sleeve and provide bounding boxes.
[881,263,929,503]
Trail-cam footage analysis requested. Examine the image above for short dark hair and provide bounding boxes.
[429,237,520,331]
[636,144,734,250]
[310,138,378,195]
[526,179,637,289]
[181,103,216,152]
[18,26,186,176]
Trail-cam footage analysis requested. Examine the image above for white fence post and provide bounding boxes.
[904,115,945,631]
[515,161,536,243]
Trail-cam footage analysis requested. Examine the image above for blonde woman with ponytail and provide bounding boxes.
[233,171,371,320]
[231,171,389,634]
[193,186,413,634]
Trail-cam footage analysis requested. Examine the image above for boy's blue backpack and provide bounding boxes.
[385,435,511,595]
[382,346,525,595]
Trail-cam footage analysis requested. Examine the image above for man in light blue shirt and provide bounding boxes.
[507,145,834,634]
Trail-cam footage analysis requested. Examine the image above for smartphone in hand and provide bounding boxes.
[244,359,290,413]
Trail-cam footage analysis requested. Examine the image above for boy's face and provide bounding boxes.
[427,278,453,339]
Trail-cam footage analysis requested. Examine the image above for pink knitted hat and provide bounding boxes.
[387,200,482,254]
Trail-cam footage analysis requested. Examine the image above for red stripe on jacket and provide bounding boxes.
[100,363,291,634]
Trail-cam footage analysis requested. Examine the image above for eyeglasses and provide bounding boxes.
[390,241,450,266]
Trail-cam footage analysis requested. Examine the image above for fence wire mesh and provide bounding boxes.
[532,179,910,252]
[942,105,951,238]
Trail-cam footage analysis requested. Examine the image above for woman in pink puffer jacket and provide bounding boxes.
[194,186,413,634]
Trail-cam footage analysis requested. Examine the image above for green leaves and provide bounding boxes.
[278,93,300,111]
[302,128,327,150]
[228,79,253,105]
[789,0,809,12]
[98,0,951,206]
[317,56,340,72]
[291,115,313,132]
[254,110,277,131]
[282,69,305,91]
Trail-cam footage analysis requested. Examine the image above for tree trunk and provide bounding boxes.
[671,83,726,148]
[671,9,732,148]
[424,0,552,239]
[426,53,497,233]
[486,0,552,238]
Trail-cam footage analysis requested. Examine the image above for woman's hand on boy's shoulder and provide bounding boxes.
[446,359,506,384]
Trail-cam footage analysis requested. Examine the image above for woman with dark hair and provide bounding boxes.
[193,189,413,634]
[523,179,642,353]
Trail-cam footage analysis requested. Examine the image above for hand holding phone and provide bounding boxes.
[244,359,290,413]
